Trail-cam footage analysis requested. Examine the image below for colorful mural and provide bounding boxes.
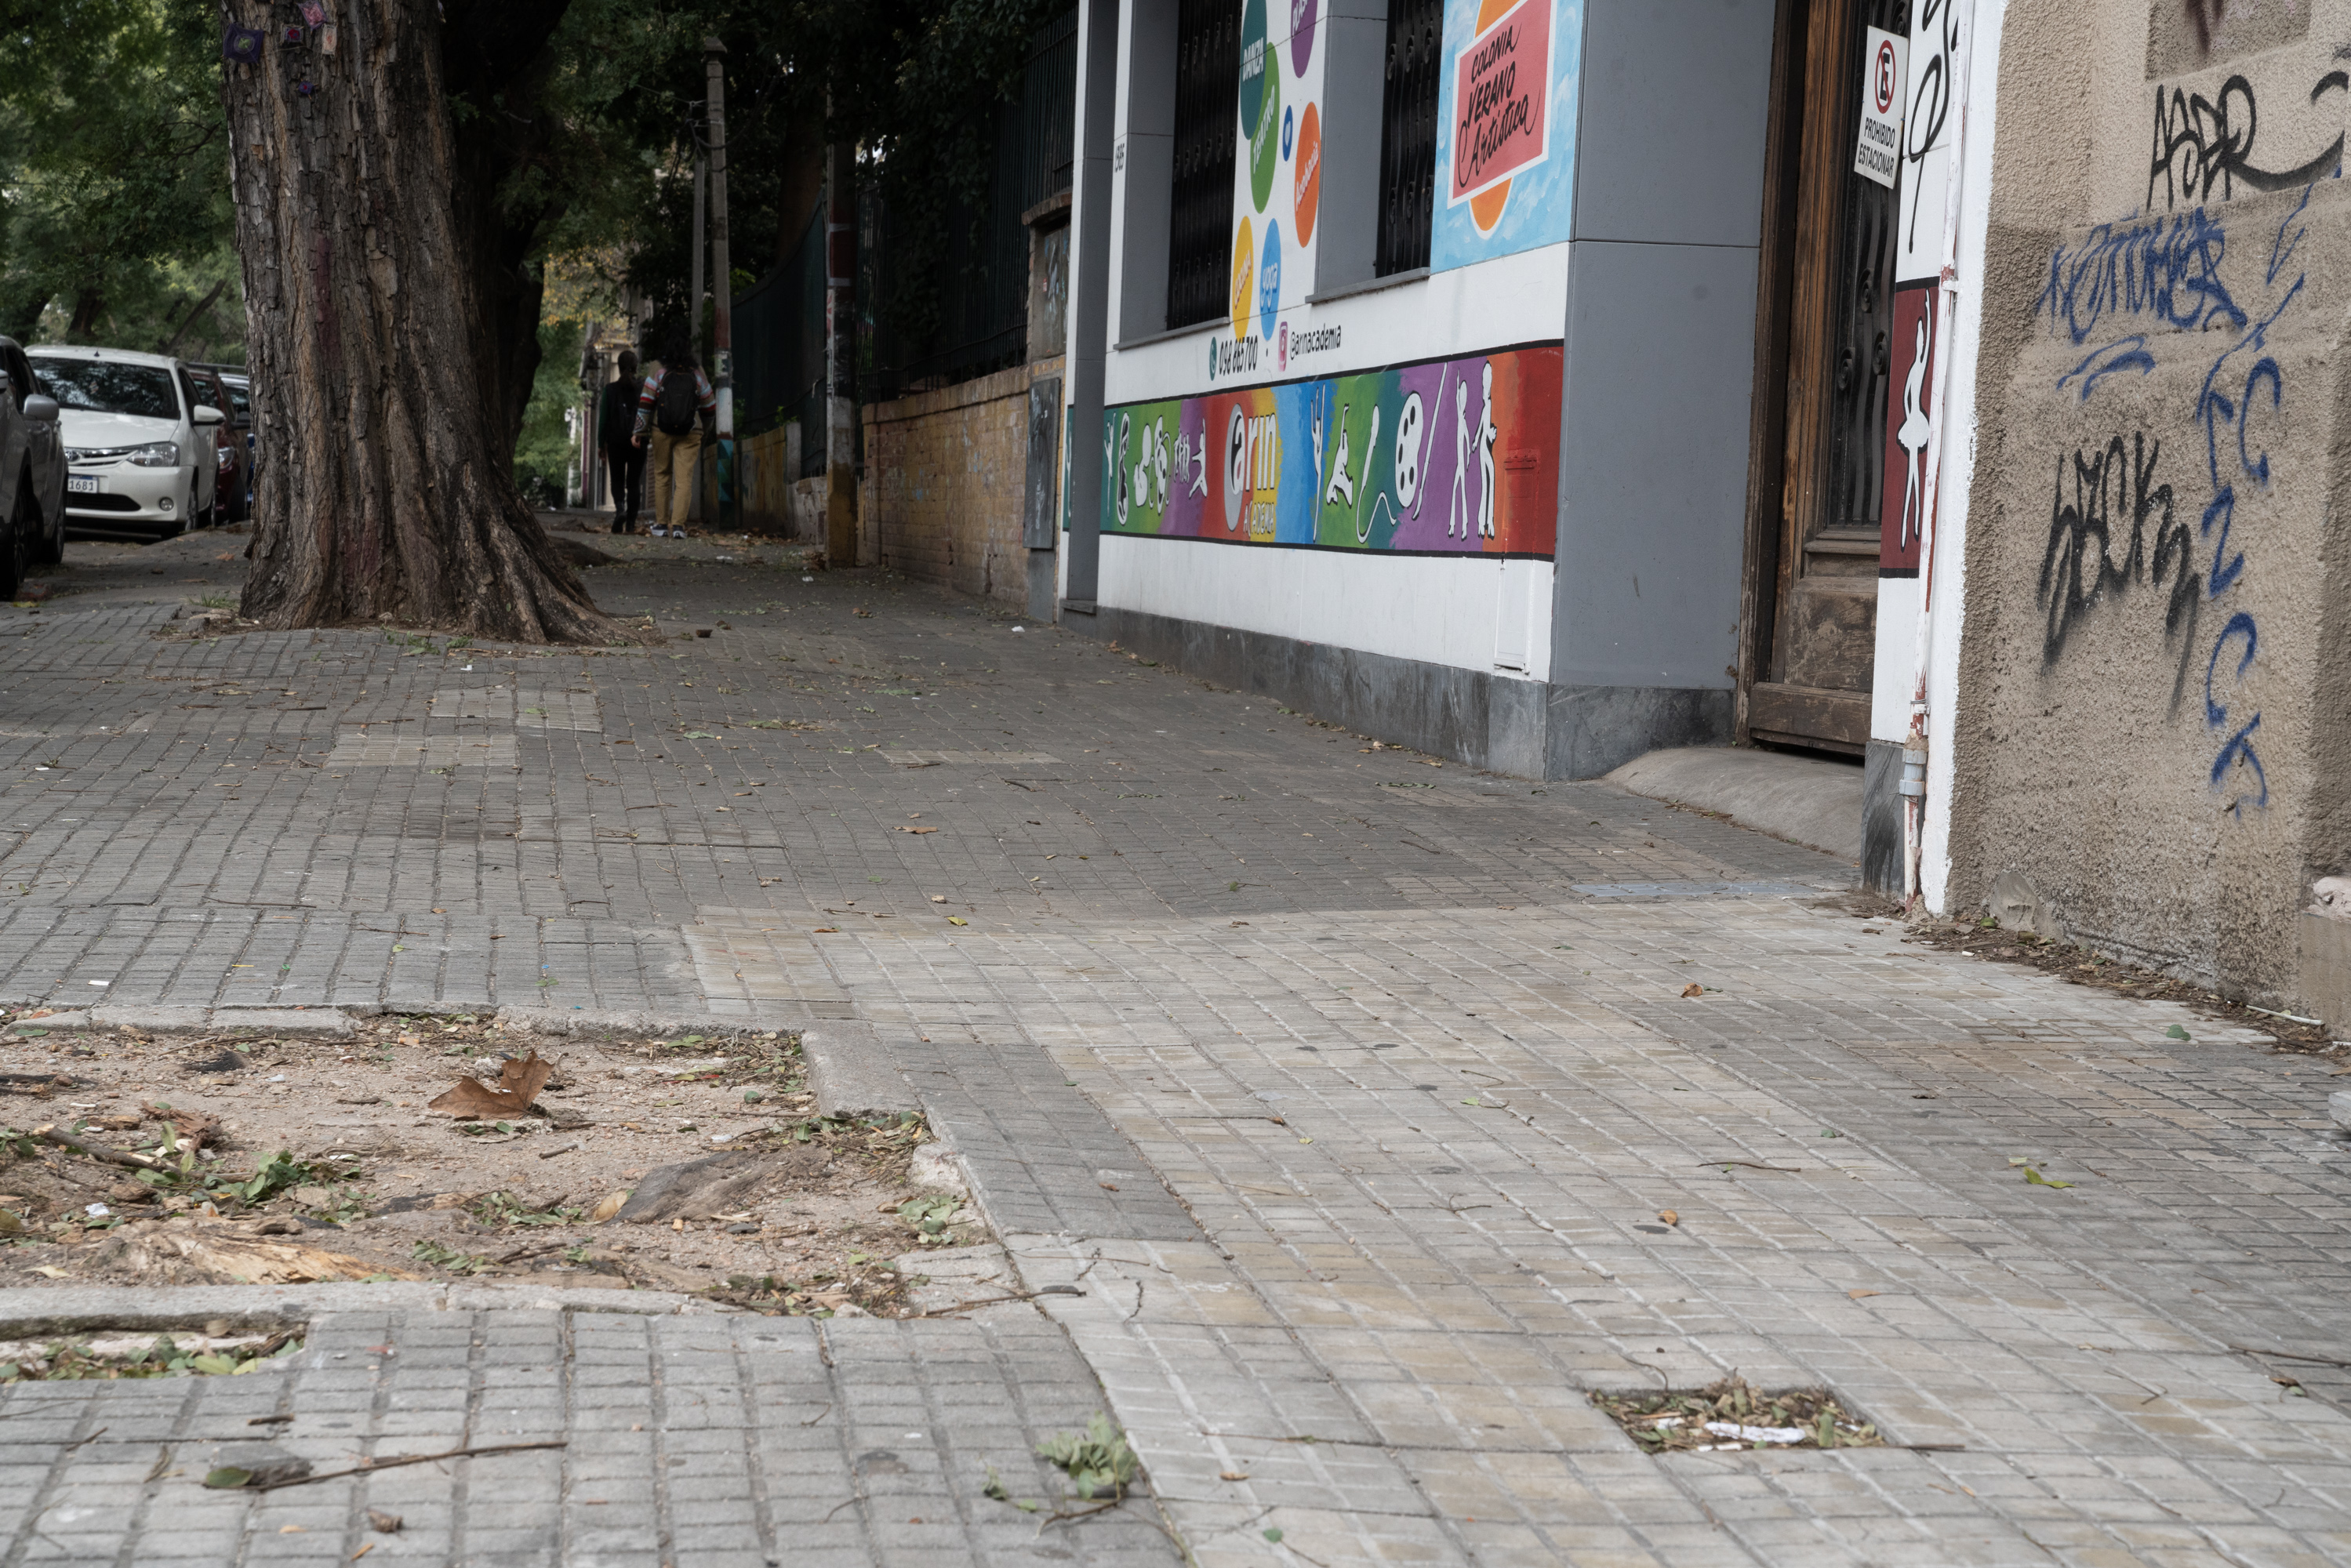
[1431,0,1582,273]
[1099,344,1562,556]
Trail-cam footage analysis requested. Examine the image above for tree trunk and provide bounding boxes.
[221,0,616,641]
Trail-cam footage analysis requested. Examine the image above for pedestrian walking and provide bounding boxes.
[634,337,716,537]
[598,349,647,534]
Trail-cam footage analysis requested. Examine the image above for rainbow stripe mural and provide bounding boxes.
[1099,343,1562,557]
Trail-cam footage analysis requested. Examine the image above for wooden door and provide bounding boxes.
[1742,0,1904,754]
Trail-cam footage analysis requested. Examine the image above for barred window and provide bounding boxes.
[1375,0,1443,276]
[1165,0,1241,330]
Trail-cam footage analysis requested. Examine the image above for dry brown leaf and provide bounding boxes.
[427,1052,554,1119]
[1219,1471,1249,1481]
[1659,1209,1678,1226]
[892,826,939,834]
[1848,1289,1881,1300]
[1679,983,1703,998]
[590,1191,630,1223]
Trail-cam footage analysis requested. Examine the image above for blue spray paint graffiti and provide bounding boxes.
[2039,195,2309,816]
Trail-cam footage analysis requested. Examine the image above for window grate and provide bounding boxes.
[1375,0,1443,276]
[1165,0,1241,331]
[1823,0,1910,532]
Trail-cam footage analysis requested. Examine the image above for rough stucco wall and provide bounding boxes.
[859,360,1059,606]
[1949,0,2351,1004]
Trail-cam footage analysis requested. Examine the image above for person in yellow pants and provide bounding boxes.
[633,336,716,536]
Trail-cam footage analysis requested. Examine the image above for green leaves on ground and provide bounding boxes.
[1036,1413,1138,1500]
[2022,1166,2074,1189]
[898,1195,958,1236]
[412,1240,492,1275]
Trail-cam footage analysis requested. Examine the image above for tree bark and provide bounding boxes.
[222,0,616,641]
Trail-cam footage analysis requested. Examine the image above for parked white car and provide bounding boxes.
[28,347,223,538]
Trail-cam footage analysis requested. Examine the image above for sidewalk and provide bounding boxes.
[0,526,2342,1565]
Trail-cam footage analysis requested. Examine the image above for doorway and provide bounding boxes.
[1739,0,1905,754]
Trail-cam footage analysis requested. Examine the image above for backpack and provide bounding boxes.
[654,367,699,436]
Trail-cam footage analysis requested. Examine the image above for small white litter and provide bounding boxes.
[1702,1421,1808,1445]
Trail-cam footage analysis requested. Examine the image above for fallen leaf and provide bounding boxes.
[946,916,968,925]
[1848,1289,1880,1300]
[2165,1024,2191,1040]
[280,1525,306,1534]
[427,1052,554,1119]
[30,1266,68,1279]
[1220,1470,1249,1481]
[366,1509,402,1534]
[893,826,939,834]
[351,1547,374,1562]
[1680,983,1702,998]
[590,1191,630,1223]
[1659,1210,1678,1226]
[2021,1166,2074,1189]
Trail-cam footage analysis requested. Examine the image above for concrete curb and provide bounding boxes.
[1605,744,1866,862]
[496,1007,783,1037]
[0,1282,737,1330]
[801,1022,919,1120]
[9,1006,360,1036]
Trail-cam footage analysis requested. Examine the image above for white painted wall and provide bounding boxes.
[1105,243,1569,405]
[1920,0,2006,914]
[1101,532,1555,681]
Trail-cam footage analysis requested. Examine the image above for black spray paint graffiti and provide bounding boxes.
[2147,71,2348,212]
[1902,0,1960,259]
[2038,433,2203,710]
[2037,190,2308,815]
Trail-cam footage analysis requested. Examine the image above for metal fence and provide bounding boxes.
[735,204,828,478]
[860,9,1076,405]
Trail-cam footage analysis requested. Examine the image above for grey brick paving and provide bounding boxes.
[0,1307,1175,1566]
[0,537,2342,1563]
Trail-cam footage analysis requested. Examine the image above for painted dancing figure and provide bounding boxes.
[1475,361,1498,539]
[1324,403,1356,506]
[1896,313,1933,549]
[1448,376,1471,539]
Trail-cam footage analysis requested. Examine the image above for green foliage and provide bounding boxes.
[513,315,585,507]
[412,1240,492,1274]
[0,0,240,349]
[1035,1414,1138,1500]
[219,1151,325,1206]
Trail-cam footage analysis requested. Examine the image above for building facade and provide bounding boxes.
[839,0,2351,1028]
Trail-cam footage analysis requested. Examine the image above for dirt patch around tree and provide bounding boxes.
[0,1013,980,1316]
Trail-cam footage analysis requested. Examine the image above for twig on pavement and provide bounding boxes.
[242,1440,567,1491]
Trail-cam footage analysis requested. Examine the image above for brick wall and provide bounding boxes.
[860,358,1061,605]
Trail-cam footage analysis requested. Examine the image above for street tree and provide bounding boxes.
[222,0,616,639]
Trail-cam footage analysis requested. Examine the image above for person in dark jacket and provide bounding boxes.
[598,350,647,534]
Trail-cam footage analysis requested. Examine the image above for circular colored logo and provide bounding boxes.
[1248,43,1282,212]
[1289,0,1317,74]
[1258,223,1282,342]
[1874,38,1899,114]
[1293,103,1321,245]
[1230,217,1256,340]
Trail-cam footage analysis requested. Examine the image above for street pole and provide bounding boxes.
[705,36,735,533]
[690,145,706,526]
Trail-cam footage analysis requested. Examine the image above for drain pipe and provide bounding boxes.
[1901,6,1981,912]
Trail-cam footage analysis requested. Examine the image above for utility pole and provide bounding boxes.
[706,36,735,533]
[689,136,707,526]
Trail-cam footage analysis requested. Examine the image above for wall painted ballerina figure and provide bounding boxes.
[1896,311,1934,550]
[1448,376,1472,539]
[1475,360,1499,539]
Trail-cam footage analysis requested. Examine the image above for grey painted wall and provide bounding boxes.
[1551,0,1776,701]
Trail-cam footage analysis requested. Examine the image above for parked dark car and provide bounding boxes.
[0,339,64,593]
[189,361,254,521]
[184,365,249,525]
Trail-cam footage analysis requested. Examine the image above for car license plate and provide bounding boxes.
[67,476,99,495]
